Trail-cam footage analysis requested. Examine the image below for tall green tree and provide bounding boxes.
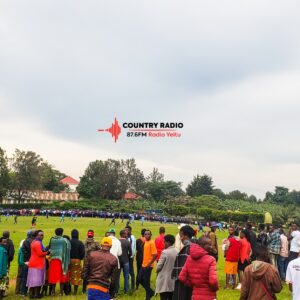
[9,149,43,202]
[77,159,127,199]
[40,162,67,192]
[186,174,214,197]
[227,190,248,201]
[0,147,10,202]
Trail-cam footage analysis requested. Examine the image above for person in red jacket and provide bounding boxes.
[224,227,241,289]
[179,236,219,300]
[26,230,49,298]
[155,227,165,261]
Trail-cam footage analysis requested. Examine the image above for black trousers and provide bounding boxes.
[138,267,153,298]
[136,261,142,288]
[129,258,135,290]
[160,292,173,300]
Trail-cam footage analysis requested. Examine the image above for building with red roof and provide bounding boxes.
[60,176,80,192]
[122,192,142,200]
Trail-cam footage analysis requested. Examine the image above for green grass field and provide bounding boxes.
[0,216,291,300]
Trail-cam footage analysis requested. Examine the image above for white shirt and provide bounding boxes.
[127,234,136,258]
[286,257,300,300]
[109,235,122,269]
[290,231,300,253]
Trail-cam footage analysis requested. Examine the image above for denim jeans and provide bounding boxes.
[121,263,130,294]
[277,255,288,280]
[88,288,110,300]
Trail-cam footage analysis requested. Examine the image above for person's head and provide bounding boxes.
[35,230,44,241]
[256,245,271,263]
[240,229,250,241]
[100,237,112,251]
[27,230,32,238]
[120,229,127,238]
[198,236,212,253]
[291,223,298,232]
[2,231,9,239]
[144,230,152,241]
[267,225,274,233]
[108,228,116,236]
[164,234,175,249]
[159,227,165,234]
[246,223,252,230]
[0,237,7,245]
[258,223,265,232]
[228,226,235,236]
[179,225,195,242]
[279,228,284,235]
[55,228,64,236]
[141,228,147,237]
[71,229,79,239]
[31,230,37,239]
[87,229,94,238]
[125,225,132,235]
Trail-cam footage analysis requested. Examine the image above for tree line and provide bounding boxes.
[1,146,300,205]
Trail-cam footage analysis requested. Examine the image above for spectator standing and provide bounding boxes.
[172,225,194,300]
[48,228,71,296]
[267,225,281,268]
[138,230,157,300]
[107,228,122,297]
[136,229,146,290]
[240,245,282,300]
[125,225,136,291]
[70,229,85,295]
[155,227,166,262]
[245,223,257,261]
[208,222,219,262]
[237,230,252,290]
[26,230,48,298]
[179,236,219,300]
[278,228,288,281]
[0,238,8,299]
[155,235,178,300]
[286,252,300,300]
[119,230,132,294]
[83,237,118,300]
[257,224,268,247]
[224,226,241,289]
[83,230,100,294]
[288,223,300,263]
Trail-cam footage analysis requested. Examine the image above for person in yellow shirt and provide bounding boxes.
[138,230,157,300]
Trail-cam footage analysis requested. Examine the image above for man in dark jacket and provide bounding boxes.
[83,237,118,300]
[20,230,36,296]
[172,225,194,300]
[136,228,146,290]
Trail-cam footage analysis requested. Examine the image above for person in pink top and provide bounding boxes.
[155,227,165,262]
[278,228,288,280]
[237,230,252,290]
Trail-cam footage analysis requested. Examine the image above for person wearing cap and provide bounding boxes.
[83,237,118,300]
[107,228,122,297]
[83,230,100,294]
[208,222,219,262]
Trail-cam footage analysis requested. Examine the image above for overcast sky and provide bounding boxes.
[1,1,300,199]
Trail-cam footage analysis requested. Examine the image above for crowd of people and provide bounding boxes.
[0,221,300,299]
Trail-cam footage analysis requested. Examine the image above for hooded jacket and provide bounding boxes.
[240,261,282,300]
[179,243,218,300]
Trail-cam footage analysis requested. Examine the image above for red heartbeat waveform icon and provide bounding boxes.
[98,117,122,143]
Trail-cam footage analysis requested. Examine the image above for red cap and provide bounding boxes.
[87,230,94,237]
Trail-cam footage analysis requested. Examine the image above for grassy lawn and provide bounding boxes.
[0,216,291,299]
